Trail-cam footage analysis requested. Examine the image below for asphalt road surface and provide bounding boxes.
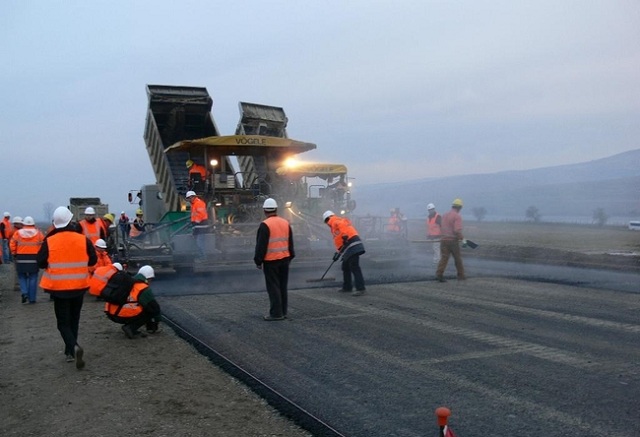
[152,256,639,437]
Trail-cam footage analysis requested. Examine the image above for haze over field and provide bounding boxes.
[2,1,638,220]
[355,149,640,223]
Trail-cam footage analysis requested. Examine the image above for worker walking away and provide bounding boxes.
[104,265,162,339]
[38,206,97,369]
[1,211,14,263]
[186,159,208,194]
[185,191,209,261]
[323,210,366,296]
[435,199,466,282]
[129,209,147,241]
[79,207,106,244]
[426,203,442,264]
[254,198,295,321]
[10,216,44,304]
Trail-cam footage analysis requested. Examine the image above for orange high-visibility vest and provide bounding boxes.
[10,227,44,270]
[10,227,44,255]
[1,218,13,240]
[263,216,291,261]
[105,281,147,318]
[89,264,119,296]
[427,214,442,237]
[39,232,90,291]
[79,219,102,244]
[129,219,144,238]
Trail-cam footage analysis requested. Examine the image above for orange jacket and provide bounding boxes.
[387,215,400,232]
[39,231,91,291]
[190,197,209,224]
[263,216,291,261]
[89,264,119,296]
[89,250,112,274]
[10,226,44,272]
[1,217,13,240]
[105,281,147,318]
[189,163,207,179]
[327,215,359,251]
[427,214,442,237]
[79,219,103,244]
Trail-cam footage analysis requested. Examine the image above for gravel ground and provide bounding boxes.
[0,264,311,437]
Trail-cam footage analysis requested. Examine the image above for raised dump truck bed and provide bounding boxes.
[143,85,221,213]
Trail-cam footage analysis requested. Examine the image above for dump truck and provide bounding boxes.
[118,85,357,272]
[68,197,109,222]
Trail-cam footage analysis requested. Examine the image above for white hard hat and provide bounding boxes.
[322,210,335,222]
[185,191,196,199]
[53,206,74,229]
[84,207,96,215]
[427,203,435,210]
[95,238,107,249]
[22,216,35,226]
[138,265,155,279]
[12,216,23,225]
[112,262,123,271]
[120,211,125,215]
[3,211,9,217]
[263,198,278,211]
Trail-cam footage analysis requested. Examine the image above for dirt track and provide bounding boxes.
[0,264,310,437]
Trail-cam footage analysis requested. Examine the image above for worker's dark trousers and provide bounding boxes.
[342,254,365,291]
[52,293,84,356]
[263,258,290,318]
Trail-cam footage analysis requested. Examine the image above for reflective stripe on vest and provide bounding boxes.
[89,265,118,296]
[80,220,101,244]
[263,216,290,261]
[105,282,146,318]
[39,232,90,291]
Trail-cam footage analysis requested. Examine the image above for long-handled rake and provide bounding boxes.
[306,258,337,283]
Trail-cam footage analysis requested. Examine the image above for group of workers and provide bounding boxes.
[1,207,162,371]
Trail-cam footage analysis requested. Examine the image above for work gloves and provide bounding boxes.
[333,252,341,262]
[461,239,468,248]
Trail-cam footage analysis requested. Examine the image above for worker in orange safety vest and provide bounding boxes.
[1,211,14,263]
[10,216,44,303]
[426,203,442,264]
[254,198,295,321]
[79,206,106,244]
[37,206,97,369]
[323,210,366,296]
[104,265,162,339]
[186,191,209,260]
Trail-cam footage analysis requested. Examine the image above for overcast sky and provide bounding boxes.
[2,1,639,219]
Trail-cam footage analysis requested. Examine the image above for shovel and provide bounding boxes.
[464,239,479,249]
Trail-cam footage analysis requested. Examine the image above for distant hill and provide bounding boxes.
[354,149,640,222]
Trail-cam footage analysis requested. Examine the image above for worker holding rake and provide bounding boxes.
[322,211,366,296]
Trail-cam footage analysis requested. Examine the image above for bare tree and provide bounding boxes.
[592,207,608,227]
[472,206,487,222]
[525,206,541,223]
[43,202,55,222]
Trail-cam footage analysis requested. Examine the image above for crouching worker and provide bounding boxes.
[90,264,161,339]
[106,265,161,339]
